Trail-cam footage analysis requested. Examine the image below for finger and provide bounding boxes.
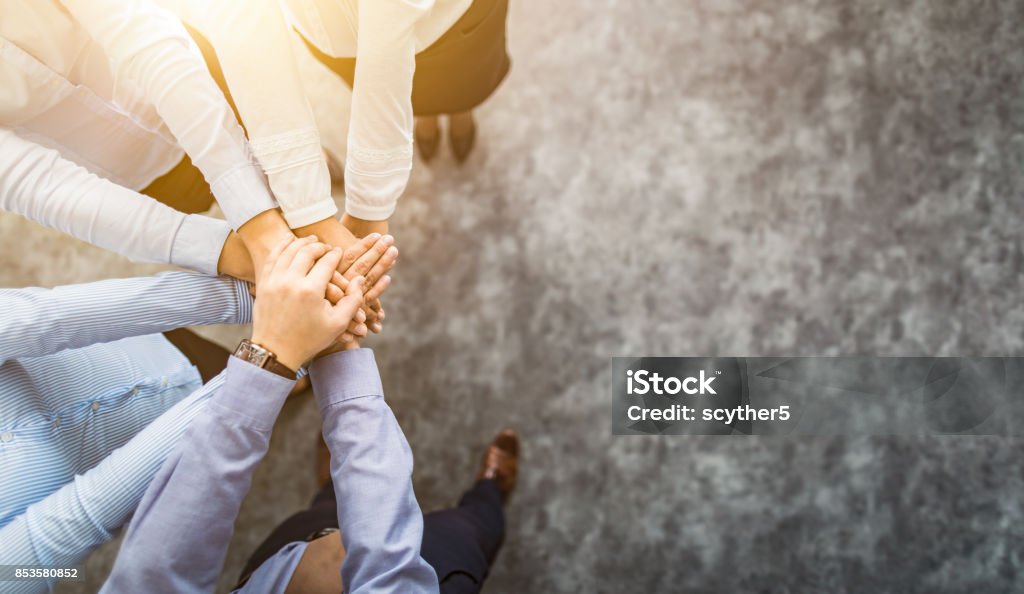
[262,235,295,278]
[307,247,343,288]
[340,332,355,343]
[370,321,383,334]
[346,318,368,338]
[362,246,398,288]
[330,276,365,329]
[274,235,318,275]
[355,308,366,324]
[344,235,393,278]
[364,275,391,302]
[365,297,383,314]
[326,282,344,304]
[288,242,331,278]
[339,233,381,271]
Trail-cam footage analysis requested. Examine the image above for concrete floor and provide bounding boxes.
[2,0,1023,592]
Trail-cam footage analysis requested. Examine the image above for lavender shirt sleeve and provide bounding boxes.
[100,357,294,594]
[310,348,439,594]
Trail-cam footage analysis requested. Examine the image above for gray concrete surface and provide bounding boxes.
[2,0,1023,592]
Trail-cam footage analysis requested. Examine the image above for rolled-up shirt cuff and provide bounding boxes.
[282,199,339,229]
[170,214,232,275]
[209,163,278,230]
[343,198,397,222]
[309,348,382,411]
[212,357,296,432]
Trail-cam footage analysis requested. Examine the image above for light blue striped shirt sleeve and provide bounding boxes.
[0,272,252,362]
[0,373,226,594]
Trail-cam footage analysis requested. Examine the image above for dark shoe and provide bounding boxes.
[449,115,476,164]
[477,429,518,502]
[414,121,441,162]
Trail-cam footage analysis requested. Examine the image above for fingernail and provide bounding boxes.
[386,246,398,258]
[382,235,394,246]
[367,233,382,241]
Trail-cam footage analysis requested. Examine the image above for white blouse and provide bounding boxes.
[0,0,277,231]
[184,0,471,226]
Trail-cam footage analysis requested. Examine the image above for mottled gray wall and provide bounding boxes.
[3,0,1022,593]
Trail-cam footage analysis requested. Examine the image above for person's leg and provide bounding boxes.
[162,328,231,384]
[420,430,518,593]
[422,479,505,593]
[447,110,477,164]
[415,116,442,162]
[239,430,518,593]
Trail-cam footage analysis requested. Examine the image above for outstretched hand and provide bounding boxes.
[328,233,399,335]
[250,235,366,371]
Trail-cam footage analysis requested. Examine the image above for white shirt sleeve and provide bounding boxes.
[57,0,278,229]
[0,129,230,275]
[199,0,338,229]
[343,0,433,221]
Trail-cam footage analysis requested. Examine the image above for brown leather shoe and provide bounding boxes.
[477,429,518,502]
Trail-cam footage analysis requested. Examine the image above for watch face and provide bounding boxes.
[237,340,271,368]
[249,348,271,368]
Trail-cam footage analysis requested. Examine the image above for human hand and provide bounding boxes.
[341,213,389,239]
[295,216,395,331]
[236,209,295,274]
[216,231,255,282]
[328,233,398,334]
[250,235,365,371]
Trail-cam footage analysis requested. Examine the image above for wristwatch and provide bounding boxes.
[233,339,297,379]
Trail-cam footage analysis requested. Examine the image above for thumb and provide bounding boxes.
[330,275,365,328]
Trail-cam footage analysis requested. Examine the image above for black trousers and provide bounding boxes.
[241,479,506,593]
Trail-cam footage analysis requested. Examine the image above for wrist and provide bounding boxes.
[341,213,389,239]
[246,335,304,375]
[295,216,357,250]
[238,210,294,263]
[217,232,255,282]
[234,338,299,379]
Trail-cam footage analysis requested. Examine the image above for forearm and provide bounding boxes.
[0,131,230,275]
[60,0,277,228]
[310,349,438,593]
[0,272,251,360]
[341,213,389,239]
[343,0,429,221]
[0,373,227,592]
[294,216,358,251]
[200,0,337,229]
[102,359,294,594]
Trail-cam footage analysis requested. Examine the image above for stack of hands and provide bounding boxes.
[248,232,398,372]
